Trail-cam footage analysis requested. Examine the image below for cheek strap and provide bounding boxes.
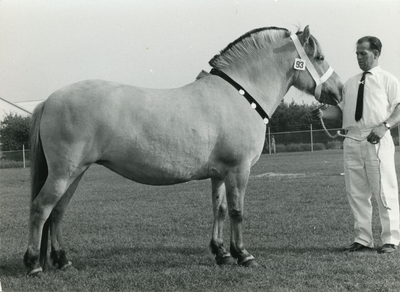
[290,34,334,100]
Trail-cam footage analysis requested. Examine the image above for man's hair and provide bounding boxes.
[357,36,382,54]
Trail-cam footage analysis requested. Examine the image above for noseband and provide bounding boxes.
[290,34,334,100]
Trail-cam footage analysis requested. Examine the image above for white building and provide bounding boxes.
[0,98,44,120]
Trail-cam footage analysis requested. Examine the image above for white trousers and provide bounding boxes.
[344,130,400,247]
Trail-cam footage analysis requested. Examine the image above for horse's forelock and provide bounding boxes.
[209,27,290,69]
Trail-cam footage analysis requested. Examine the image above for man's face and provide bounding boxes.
[356,41,377,71]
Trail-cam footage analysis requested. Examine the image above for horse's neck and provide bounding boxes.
[223,59,293,117]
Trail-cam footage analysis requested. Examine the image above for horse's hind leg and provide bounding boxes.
[50,172,85,270]
[209,178,236,265]
[225,168,259,267]
[24,175,73,275]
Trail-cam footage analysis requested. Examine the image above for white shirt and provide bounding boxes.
[338,66,400,134]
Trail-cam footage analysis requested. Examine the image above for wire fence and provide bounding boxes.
[1,147,30,168]
[2,125,400,167]
[265,125,400,154]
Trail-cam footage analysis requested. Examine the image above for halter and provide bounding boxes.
[210,33,335,125]
[290,34,334,100]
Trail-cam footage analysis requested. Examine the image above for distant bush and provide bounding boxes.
[275,144,287,153]
[313,143,326,151]
[272,143,326,153]
[285,143,310,152]
[326,141,343,149]
[0,160,30,169]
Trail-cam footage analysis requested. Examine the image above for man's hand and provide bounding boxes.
[312,108,323,120]
[311,105,328,120]
[367,124,388,144]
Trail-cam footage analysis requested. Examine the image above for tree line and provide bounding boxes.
[0,113,31,151]
[269,100,341,133]
[0,100,342,151]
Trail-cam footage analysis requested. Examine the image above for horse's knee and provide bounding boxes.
[229,209,243,223]
[217,204,227,218]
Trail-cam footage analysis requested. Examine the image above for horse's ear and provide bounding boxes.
[299,25,311,45]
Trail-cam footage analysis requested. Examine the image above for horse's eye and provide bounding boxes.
[316,55,325,61]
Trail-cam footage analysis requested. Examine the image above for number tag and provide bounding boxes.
[294,58,306,71]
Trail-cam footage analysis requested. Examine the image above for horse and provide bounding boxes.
[24,25,343,276]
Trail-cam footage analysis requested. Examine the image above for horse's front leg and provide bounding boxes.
[209,178,236,265]
[225,168,259,267]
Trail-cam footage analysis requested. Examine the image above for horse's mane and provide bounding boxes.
[209,26,321,70]
[209,27,291,69]
[196,70,209,80]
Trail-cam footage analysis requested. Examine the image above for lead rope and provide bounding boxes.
[319,116,365,141]
[319,111,390,209]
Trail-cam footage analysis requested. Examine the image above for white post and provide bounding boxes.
[310,124,314,152]
[23,144,26,168]
[268,127,271,154]
[272,136,276,154]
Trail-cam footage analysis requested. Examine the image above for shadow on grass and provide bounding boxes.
[1,245,358,278]
[81,246,213,271]
[254,246,346,254]
[0,257,25,277]
[1,245,214,277]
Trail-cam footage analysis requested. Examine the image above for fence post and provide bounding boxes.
[23,144,26,168]
[268,127,271,154]
[310,124,314,152]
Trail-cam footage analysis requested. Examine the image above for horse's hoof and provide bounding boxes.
[27,267,44,277]
[59,261,73,270]
[216,256,237,266]
[239,259,259,268]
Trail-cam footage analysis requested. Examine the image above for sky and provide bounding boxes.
[1,0,400,105]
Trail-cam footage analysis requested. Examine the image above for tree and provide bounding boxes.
[269,100,342,132]
[0,113,31,151]
[269,100,315,132]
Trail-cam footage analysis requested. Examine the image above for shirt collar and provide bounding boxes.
[363,65,381,76]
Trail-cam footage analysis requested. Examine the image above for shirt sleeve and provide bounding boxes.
[337,82,346,111]
[387,75,400,112]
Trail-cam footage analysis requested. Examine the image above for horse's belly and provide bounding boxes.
[98,153,211,185]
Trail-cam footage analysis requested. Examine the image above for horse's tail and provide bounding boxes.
[30,102,50,269]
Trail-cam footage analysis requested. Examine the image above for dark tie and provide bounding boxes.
[355,71,370,121]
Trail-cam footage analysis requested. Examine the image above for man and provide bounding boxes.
[317,36,400,253]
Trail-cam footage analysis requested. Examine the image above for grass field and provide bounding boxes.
[1,150,399,291]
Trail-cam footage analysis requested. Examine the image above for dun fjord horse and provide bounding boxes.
[24,26,342,276]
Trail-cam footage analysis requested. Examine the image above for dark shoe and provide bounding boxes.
[345,242,374,252]
[380,244,398,254]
